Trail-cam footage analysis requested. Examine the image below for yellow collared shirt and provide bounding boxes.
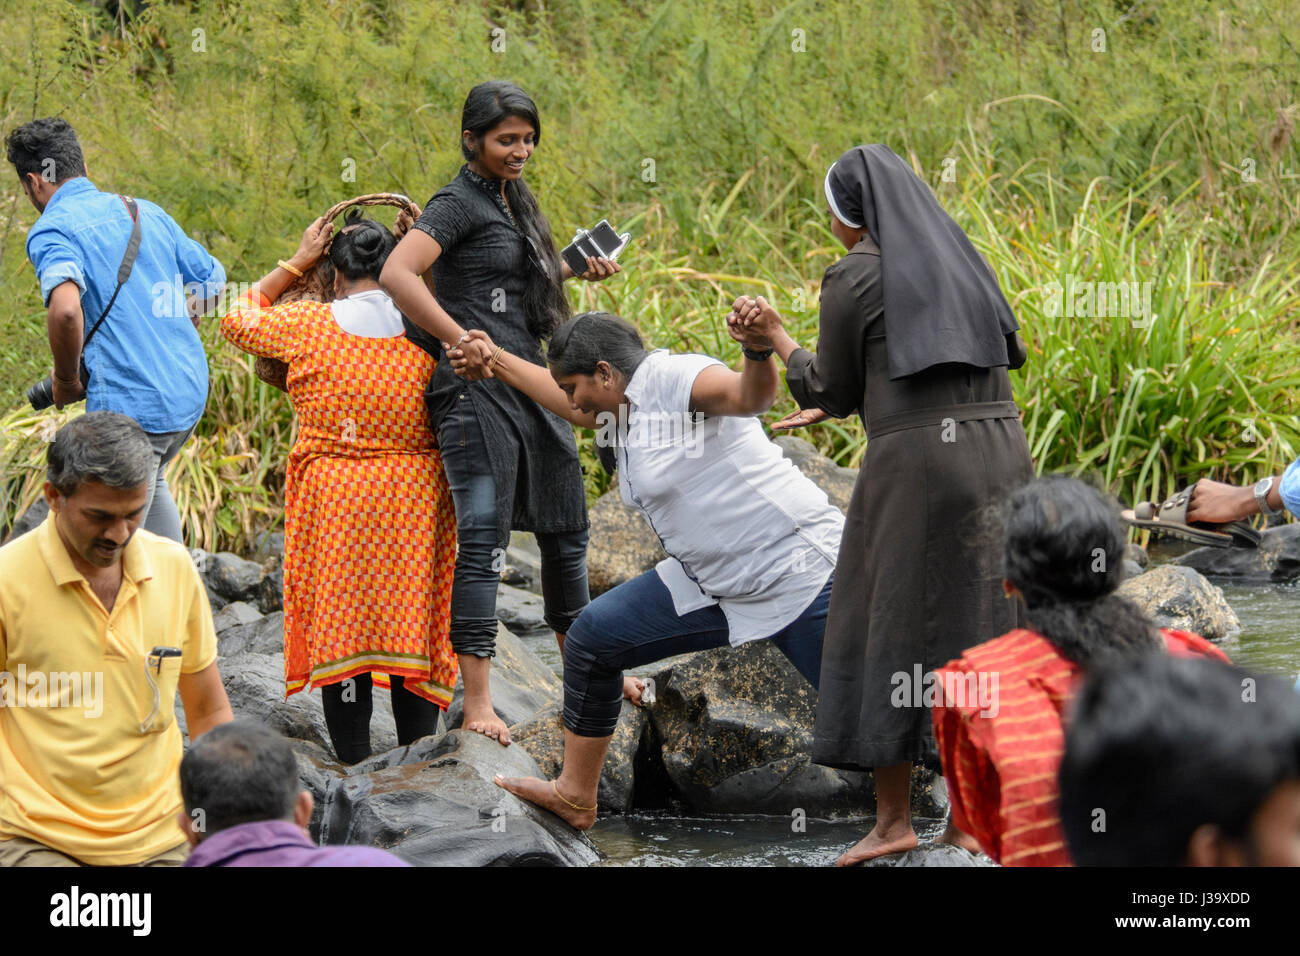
[0,511,217,865]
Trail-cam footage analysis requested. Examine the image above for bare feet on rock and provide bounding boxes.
[935,821,983,855]
[463,701,511,746]
[494,774,598,829]
[835,821,919,866]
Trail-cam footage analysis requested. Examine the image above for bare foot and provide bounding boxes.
[494,774,597,829]
[463,701,511,746]
[623,676,645,706]
[934,821,983,855]
[835,821,918,866]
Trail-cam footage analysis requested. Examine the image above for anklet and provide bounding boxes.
[552,780,597,812]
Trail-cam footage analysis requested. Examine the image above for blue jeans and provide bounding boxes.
[140,424,194,543]
[436,394,589,658]
[562,570,832,737]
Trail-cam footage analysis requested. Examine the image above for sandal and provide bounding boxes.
[1121,487,1261,549]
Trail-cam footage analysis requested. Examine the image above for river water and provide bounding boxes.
[520,546,1300,866]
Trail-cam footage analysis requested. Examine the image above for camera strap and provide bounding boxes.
[82,195,142,350]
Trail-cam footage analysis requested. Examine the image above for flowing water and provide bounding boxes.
[520,551,1300,866]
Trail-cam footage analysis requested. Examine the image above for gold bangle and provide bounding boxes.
[277,259,304,278]
[489,346,506,372]
[552,780,596,812]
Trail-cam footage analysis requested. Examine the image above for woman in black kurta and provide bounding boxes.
[381,81,627,747]
[730,144,1034,865]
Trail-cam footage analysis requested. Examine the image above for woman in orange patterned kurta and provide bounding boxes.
[221,211,457,763]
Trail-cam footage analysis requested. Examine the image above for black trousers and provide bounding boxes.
[320,673,440,764]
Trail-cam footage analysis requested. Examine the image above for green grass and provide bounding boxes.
[2,0,1298,549]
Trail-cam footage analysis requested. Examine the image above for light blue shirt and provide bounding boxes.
[25,177,225,433]
[1279,458,1300,519]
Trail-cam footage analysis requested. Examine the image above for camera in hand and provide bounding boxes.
[27,360,89,411]
[561,219,631,277]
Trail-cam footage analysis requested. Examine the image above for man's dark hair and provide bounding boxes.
[1059,654,1300,865]
[180,720,300,837]
[5,117,86,185]
[47,411,155,497]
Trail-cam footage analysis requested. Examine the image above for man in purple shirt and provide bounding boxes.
[178,719,408,867]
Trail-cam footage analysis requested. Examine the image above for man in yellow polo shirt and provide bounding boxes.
[0,411,233,866]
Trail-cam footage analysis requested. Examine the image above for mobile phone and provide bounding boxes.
[562,218,632,275]
[588,220,630,260]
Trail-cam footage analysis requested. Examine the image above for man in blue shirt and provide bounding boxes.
[6,117,225,542]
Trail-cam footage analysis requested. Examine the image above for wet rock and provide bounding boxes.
[1174,523,1300,582]
[1125,542,1149,570]
[193,550,264,606]
[3,498,48,544]
[217,611,285,657]
[501,532,543,592]
[496,581,548,636]
[773,436,857,512]
[289,739,347,840]
[218,650,398,755]
[1122,559,1145,580]
[251,528,285,561]
[512,700,650,813]
[257,563,284,614]
[446,622,561,730]
[858,843,996,867]
[644,642,942,816]
[212,600,263,633]
[319,730,602,866]
[1117,565,1241,640]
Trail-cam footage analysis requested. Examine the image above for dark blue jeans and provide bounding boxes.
[436,393,589,658]
[562,570,832,737]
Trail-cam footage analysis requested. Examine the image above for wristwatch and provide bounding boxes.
[741,345,774,361]
[1254,476,1283,518]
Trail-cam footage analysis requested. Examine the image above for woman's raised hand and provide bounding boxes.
[290,216,334,271]
[394,202,421,238]
[445,329,498,380]
[728,294,783,343]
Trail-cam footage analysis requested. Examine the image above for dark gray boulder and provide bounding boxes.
[289,739,347,840]
[446,623,560,730]
[3,497,48,544]
[193,550,264,606]
[1175,523,1300,582]
[217,611,285,657]
[212,600,263,633]
[319,730,602,866]
[512,700,650,813]
[1117,564,1241,640]
[495,581,548,637]
[644,643,945,817]
[1125,542,1149,570]
[256,562,284,614]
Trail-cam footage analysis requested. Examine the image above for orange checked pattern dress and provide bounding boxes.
[932,627,1230,866]
[221,292,458,707]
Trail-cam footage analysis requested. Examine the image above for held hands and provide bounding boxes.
[289,216,334,272]
[444,329,498,380]
[726,294,782,349]
[394,202,420,239]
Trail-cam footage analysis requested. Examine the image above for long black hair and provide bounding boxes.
[461,81,569,341]
[1003,475,1162,666]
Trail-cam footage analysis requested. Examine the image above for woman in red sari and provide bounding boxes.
[931,475,1230,865]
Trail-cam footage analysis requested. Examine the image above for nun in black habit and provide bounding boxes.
[728,144,1034,865]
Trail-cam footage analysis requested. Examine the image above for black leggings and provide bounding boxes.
[320,673,440,765]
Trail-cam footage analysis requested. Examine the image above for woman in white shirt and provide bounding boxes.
[445,312,843,827]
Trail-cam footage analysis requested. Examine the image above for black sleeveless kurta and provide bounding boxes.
[787,234,1034,771]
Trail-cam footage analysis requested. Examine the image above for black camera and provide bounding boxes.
[27,359,89,411]
[561,219,631,277]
